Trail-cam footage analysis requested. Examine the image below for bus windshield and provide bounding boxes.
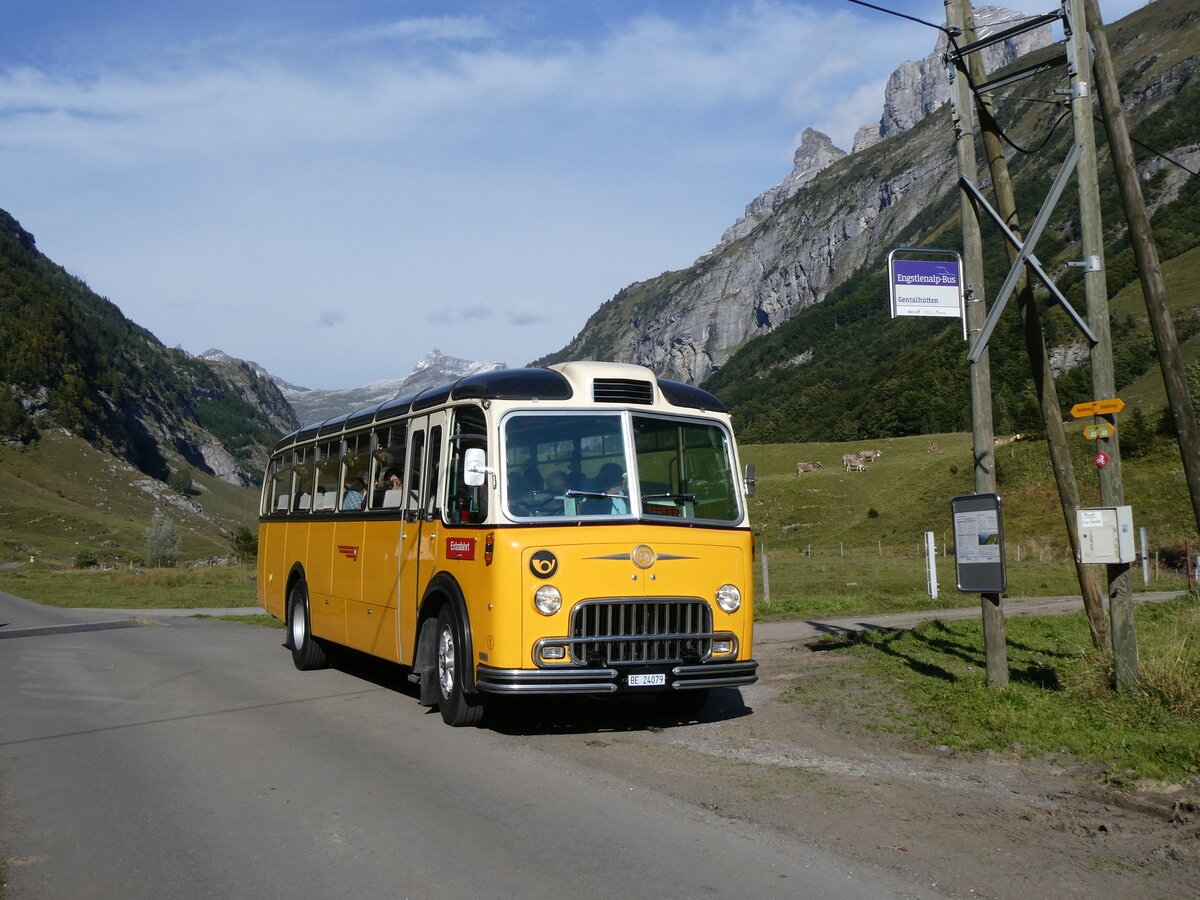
[502,412,740,522]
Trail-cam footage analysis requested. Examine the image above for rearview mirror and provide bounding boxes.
[464,447,489,487]
[743,463,756,498]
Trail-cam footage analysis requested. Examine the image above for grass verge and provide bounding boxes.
[0,562,258,608]
[794,594,1200,783]
[196,613,283,628]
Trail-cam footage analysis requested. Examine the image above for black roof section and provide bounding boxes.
[657,378,728,413]
[451,367,573,402]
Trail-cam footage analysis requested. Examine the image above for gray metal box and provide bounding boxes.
[1076,506,1135,564]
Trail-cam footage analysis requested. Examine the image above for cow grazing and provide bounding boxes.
[842,453,869,472]
[858,449,882,460]
[796,461,822,475]
[927,442,940,453]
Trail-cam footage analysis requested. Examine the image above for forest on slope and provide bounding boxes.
[0,209,295,483]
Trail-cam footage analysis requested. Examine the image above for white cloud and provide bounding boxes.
[1,0,1156,388]
[338,16,495,45]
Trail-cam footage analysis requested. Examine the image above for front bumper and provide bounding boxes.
[474,659,758,695]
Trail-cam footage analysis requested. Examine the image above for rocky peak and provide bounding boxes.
[854,5,1052,152]
[721,128,848,244]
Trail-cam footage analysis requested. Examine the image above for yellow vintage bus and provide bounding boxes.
[257,361,757,726]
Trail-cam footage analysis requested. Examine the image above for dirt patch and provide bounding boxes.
[495,641,1200,899]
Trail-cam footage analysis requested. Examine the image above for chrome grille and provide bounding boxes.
[592,378,654,405]
[570,599,712,664]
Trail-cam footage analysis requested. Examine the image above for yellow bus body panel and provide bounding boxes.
[448,524,754,671]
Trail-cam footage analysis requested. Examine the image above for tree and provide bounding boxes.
[167,468,194,495]
[144,508,181,567]
[228,525,258,563]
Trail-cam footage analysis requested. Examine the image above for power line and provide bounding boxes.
[844,0,1198,174]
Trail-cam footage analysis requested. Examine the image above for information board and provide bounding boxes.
[888,248,966,338]
[952,493,1006,593]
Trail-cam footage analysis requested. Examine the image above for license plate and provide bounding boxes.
[627,673,666,687]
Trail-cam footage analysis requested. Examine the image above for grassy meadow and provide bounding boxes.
[793,593,1200,782]
[743,429,1194,617]
[0,423,1194,613]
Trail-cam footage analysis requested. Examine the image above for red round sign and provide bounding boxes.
[1095,451,1109,469]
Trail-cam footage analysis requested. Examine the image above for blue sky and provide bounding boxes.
[0,0,1146,389]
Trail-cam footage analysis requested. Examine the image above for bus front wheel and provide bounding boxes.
[288,580,329,671]
[435,606,485,727]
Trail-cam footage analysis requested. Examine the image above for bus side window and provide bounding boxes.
[264,457,290,515]
[314,440,339,512]
[371,422,407,510]
[340,433,370,511]
[405,430,426,523]
[446,407,489,524]
[291,448,314,514]
[426,426,442,521]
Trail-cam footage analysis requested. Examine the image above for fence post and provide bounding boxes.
[926,531,938,600]
[760,545,770,605]
[1140,526,1149,586]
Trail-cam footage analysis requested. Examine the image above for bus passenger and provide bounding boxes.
[342,477,367,510]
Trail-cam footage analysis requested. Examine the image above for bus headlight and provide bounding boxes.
[534,585,562,616]
[715,584,741,613]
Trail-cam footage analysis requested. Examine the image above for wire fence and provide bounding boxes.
[754,537,1191,605]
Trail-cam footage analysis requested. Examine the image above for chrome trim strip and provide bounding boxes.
[671,660,759,677]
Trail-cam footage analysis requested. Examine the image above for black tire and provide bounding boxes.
[435,606,485,727]
[655,688,710,717]
[288,580,329,671]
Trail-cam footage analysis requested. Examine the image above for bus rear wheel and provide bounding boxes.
[288,580,329,671]
[435,606,485,727]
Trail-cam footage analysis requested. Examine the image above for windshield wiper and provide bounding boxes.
[641,491,696,502]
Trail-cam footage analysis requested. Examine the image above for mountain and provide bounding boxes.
[0,209,296,486]
[200,348,508,426]
[539,0,1198,401]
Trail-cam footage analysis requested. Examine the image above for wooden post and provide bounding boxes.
[960,0,1107,651]
[1068,0,1137,688]
[1084,0,1200,540]
[947,0,1007,688]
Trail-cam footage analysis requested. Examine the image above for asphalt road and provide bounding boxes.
[0,591,938,900]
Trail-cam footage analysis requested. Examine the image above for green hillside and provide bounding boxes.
[0,208,295,480]
[0,429,257,567]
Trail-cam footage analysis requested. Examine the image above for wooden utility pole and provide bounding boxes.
[946,0,1007,688]
[960,0,1108,652]
[1066,0,1137,688]
[1084,0,1200,540]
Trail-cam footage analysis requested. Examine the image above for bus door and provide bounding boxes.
[398,412,446,664]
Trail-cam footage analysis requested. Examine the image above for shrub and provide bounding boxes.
[228,525,258,563]
[73,548,99,569]
[144,508,181,567]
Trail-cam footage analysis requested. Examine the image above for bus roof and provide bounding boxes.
[272,361,728,452]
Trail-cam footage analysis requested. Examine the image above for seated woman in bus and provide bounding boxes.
[342,477,367,510]
[585,462,628,515]
[510,467,549,516]
[540,470,569,515]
